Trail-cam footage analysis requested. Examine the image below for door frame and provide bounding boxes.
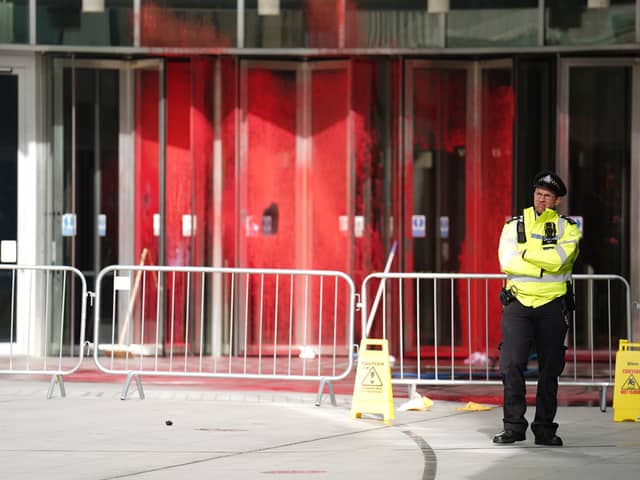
[51,57,166,348]
[52,57,165,271]
[401,58,513,355]
[0,53,38,355]
[403,59,473,274]
[402,58,512,271]
[557,57,640,341]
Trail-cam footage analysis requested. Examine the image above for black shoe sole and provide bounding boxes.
[535,439,563,446]
[493,434,526,444]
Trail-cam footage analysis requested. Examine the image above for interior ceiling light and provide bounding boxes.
[82,0,105,13]
[587,0,609,7]
[258,0,280,16]
[428,0,450,14]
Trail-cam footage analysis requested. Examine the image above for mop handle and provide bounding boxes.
[364,240,397,338]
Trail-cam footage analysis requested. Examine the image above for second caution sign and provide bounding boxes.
[613,339,640,422]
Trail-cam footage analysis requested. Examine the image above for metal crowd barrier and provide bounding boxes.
[0,264,88,398]
[361,272,632,412]
[93,265,356,404]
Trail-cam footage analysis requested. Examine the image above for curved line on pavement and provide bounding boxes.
[402,429,437,480]
[98,416,446,480]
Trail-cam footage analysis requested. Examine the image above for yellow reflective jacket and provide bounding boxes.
[498,206,581,308]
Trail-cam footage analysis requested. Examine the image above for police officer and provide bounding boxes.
[493,171,581,446]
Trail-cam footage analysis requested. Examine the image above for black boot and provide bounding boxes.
[493,431,526,444]
[535,434,563,446]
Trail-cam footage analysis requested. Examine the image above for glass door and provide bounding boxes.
[558,59,637,346]
[403,61,468,354]
[0,71,18,347]
[52,58,164,352]
[238,60,352,354]
[402,59,514,356]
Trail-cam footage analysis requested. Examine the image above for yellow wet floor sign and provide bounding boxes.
[350,338,394,422]
[613,340,640,422]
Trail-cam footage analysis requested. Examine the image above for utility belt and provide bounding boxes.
[499,281,575,311]
[499,286,518,306]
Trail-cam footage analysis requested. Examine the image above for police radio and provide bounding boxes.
[516,220,526,243]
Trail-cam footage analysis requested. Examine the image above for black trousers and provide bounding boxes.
[500,297,568,437]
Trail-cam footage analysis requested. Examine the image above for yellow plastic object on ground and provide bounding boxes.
[613,339,640,422]
[350,338,394,423]
[456,401,493,412]
[397,392,433,412]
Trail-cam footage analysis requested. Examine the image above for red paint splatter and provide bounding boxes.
[140,1,231,48]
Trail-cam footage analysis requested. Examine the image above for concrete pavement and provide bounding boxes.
[0,378,639,480]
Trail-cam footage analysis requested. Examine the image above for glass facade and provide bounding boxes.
[546,0,635,46]
[0,0,28,43]
[347,0,442,48]
[0,1,636,48]
[244,0,345,48]
[36,0,133,46]
[141,0,235,47]
[447,1,539,47]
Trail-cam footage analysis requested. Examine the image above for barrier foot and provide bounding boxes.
[47,374,66,399]
[121,373,145,400]
[315,379,336,407]
[408,384,417,399]
[600,385,608,412]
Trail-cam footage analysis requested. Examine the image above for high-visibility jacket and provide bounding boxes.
[498,206,581,308]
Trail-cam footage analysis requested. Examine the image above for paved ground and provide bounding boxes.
[1,377,639,480]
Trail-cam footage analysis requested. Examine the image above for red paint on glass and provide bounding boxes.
[140,1,231,48]
[352,60,387,340]
[134,59,214,350]
[134,69,160,344]
[480,70,513,350]
[221,58,238,267]
[241,64,353,354]
[310,67,350,345]
[405,66,514,356]
[244,67,298,350]
[305,0,339,46]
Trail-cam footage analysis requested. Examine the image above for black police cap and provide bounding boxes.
[532,171,567,197]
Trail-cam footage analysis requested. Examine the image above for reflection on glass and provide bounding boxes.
[447,1,538,47]
[245,0,344,48]
[568,66,631,346]
[351,59,396,287]
[347,0,442,48]
[36,0,133,46]
[478,66,514,352]
[140,0,235,47]
[60,67,120,344]
[410,67,467,346]
[0,0,28,43]
[514,59,555,210]
[546,0,634,45]
[0,75,18,341]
